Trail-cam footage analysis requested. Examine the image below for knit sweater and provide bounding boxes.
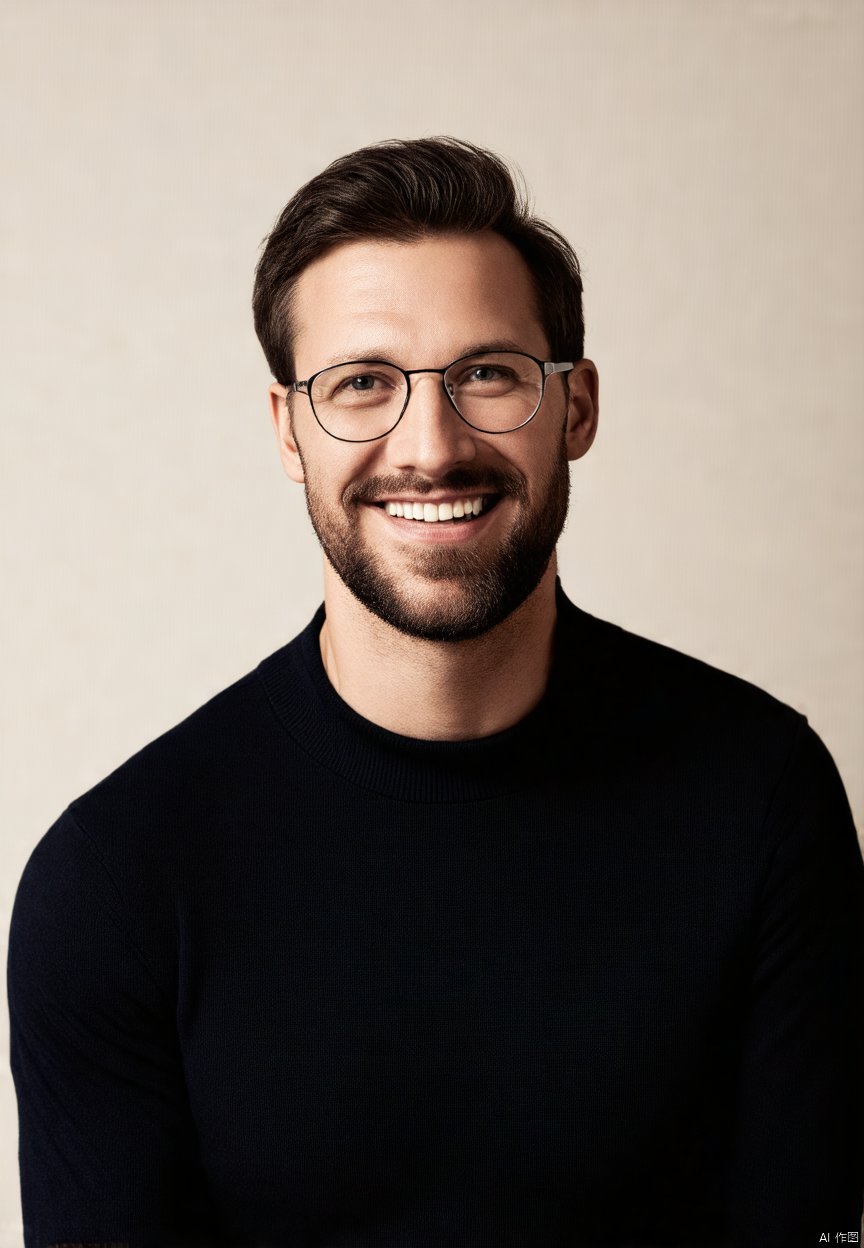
[7,580,864,1248]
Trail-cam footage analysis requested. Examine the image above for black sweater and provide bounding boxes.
[7,581,864,1247]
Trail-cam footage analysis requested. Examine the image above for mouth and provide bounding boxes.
[371,494,503,525]
[365,492,506,545]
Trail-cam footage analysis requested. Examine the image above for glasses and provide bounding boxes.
[285,350,576,443]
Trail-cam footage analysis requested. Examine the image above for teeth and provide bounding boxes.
[385,497,490,523]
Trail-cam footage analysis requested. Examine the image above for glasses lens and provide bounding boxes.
[445,352,543,432]
[310,362,407,441]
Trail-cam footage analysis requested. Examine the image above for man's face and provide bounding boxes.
[270,231,596,642]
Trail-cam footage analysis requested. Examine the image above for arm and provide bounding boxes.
[727,717,864,1245]
[6,808,221,1248]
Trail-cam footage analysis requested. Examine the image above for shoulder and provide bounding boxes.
[561,593,803,735]
[68,663,270,835]
[13,662,269,935]
[66,613,323,839]
[23,643,304,916]
[559,600,864,901]
[554,591,820,820]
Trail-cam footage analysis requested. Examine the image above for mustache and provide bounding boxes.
[345,467,526,505]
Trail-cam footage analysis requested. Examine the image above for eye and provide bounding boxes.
[454,362,518,389]
[468,366,503,382]
[319,365,406,409]
[338,373,384,392]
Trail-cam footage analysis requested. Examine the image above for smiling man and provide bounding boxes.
[8,138,864,1248]
[267,226,590,738]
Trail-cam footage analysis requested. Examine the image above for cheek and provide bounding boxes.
[516,435,561,489]
[295,420,365,491]
[525,445,569,513]
[310,449,380,507]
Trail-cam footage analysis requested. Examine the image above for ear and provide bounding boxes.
[268,383,305,484]
[564,359,599,462]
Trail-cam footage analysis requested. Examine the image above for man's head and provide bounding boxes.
[254,137,598,642]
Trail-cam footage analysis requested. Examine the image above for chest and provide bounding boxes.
[174,794,747,1237]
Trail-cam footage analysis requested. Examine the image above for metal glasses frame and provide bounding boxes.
[284,350,576,443]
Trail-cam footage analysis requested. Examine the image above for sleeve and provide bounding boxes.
[726,716,864,1246]
[6,807,223,1248]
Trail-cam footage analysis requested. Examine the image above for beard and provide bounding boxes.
[296,426,570,643]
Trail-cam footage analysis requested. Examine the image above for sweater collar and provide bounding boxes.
[257,578,603,803]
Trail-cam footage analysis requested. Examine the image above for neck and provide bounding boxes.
[318,559,559,741]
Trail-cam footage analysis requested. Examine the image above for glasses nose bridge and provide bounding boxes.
[392,364,471,451]
[403,364,450,386]
[401,364,460,413]
[402,364,449,376]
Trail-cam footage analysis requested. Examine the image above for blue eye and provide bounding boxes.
[320,365,404,410]
[454,363,517,389]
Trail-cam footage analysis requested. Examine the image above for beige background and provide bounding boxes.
[2,0,863,1238]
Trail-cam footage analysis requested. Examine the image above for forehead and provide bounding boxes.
[291,231,548,372]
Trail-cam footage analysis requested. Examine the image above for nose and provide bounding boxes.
[383,372,478,477]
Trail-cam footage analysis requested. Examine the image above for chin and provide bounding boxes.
[347,560,552,644]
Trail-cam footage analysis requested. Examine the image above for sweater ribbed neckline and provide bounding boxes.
[257,578,598,804]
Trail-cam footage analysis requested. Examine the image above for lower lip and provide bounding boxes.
[367,501,504,543]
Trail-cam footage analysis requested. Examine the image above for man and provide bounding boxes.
[7,137,864,1248]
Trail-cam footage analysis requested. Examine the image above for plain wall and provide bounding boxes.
[1,0,862,1238]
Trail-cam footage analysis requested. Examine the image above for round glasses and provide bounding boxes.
[286,350,575,443]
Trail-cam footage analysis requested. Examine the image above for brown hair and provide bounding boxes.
[252,136,585,385]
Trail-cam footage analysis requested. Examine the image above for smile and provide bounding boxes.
[367,493,505,544]
[373,495,502,524]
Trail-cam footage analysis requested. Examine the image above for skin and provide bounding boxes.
[269,231,599,741]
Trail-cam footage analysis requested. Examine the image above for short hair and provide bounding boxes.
[252,136,585,385]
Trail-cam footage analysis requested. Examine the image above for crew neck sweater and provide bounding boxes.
[7,580,864,1248]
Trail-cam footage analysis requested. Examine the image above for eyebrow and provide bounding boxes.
[316,338,531,370]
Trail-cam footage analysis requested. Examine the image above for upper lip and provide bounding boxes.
[369,492,501,504]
